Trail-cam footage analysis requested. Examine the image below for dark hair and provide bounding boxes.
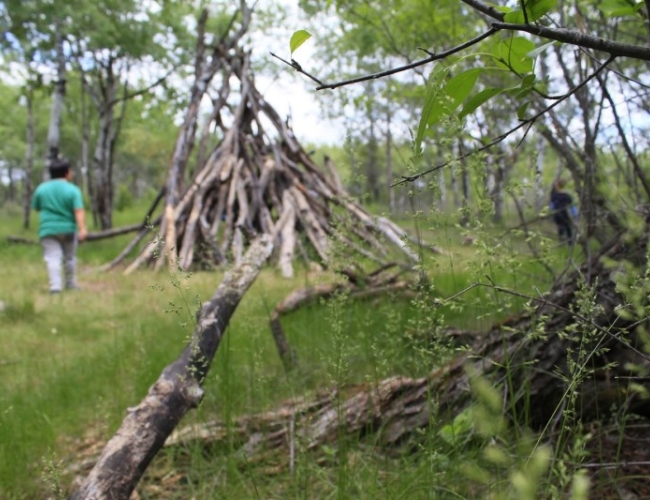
[49,158,71,179]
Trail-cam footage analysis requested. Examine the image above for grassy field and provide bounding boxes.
[0,200,569,499]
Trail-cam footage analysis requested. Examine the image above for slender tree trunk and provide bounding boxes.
[80,76,99,227]
[45,25,66,178]
[6,165,15,202]
[366,95,380,203]
[458,140,470,227]
[492,161,505,223]
[386,107,394,214]
[535,135,546,211]
[23,87,35,228]
[92,64,119,230]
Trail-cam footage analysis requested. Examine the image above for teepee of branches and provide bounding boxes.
[115,12,421,277]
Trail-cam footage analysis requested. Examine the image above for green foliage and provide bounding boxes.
[290,29,312,55]
[114,184,134,212]
[503,0,558,24]
[597,0,644,16]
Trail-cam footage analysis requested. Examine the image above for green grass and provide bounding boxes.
[0,200,571,499]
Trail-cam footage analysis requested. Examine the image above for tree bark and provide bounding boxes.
[71,235,273,500]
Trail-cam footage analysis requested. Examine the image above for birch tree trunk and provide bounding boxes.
[22,85,35,229]
[386,107,395,215]
[535,135,546,211]
[44,25,67,178]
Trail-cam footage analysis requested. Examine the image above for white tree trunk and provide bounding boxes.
[44,25,67,178]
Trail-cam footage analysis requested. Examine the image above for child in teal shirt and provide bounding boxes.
[32,159,88,293]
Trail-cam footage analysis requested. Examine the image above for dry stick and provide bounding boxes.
[124,215,168,275]
[334,233,385,264]
[290,187,330,262]
[70,235,273,500]
[178,160,226,269]
[277,191,297,278]
[101,218,161,272]
[208,183,230,242]
[323,155,344,192]
[105,188,165,270]
[220,158,244,257]
[232,179,250,265]
[178,193,204,270]
[7,223,144,246]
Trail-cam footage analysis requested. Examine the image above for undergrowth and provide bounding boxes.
[1,189,642,499]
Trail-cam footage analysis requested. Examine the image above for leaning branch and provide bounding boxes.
[71,235,273,500]
[6,223,145,246]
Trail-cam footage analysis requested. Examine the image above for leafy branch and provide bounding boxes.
[394,55,616,186]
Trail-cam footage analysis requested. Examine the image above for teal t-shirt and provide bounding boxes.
[32,179,84,239]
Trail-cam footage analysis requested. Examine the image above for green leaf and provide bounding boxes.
[504,0,557,23]
[526,41,555,59]
[459,87,503,119]
[517,102,530,120]
[442,68,482,114]
[521,73,536,87]
[493,37,536,74]
[289,30,312,55]
[415,66,449,153]
[598,0,643,16]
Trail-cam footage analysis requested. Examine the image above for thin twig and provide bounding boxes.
[269,53,323,86]
[273,28,499,91]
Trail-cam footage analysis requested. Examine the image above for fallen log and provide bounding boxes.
[167,231,650,460]
[7,222,145,246]
[70,235,273,500]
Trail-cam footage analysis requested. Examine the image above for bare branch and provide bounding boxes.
[276,28,498,91]
[599,77,650,200]
[108,64,181,107]
[269,53,324,85]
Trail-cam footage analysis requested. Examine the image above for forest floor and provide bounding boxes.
[1,199,642,499]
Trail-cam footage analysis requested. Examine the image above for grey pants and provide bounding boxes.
[41,233,78,292]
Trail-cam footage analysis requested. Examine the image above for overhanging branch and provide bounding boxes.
[394,55,616,186]
[491,22,650,61]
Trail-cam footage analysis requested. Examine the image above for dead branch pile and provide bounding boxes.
[116,15,421,276]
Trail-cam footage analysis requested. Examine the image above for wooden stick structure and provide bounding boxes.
[117,41,425,276]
